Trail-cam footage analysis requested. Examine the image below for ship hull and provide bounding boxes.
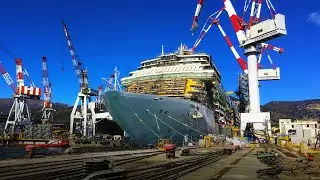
[104,91,220,146]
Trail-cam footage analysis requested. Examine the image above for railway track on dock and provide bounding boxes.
[85,150,230,180]
[0,151,162,180]
[125,151,228,180]
[0,148,231,180]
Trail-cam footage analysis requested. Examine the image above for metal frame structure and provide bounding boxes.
[102,67,122,93]
[1,59,41,135]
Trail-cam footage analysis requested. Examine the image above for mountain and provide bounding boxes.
[0,98,69,112]
[0,98,71,123]
[262,99,320,124]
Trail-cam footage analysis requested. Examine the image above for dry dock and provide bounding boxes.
[1,145,319,180]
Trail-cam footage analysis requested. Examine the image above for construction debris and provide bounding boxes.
[23,124,52,139]
[256,150,320,179]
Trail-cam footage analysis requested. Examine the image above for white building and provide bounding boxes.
[279,119,320,144]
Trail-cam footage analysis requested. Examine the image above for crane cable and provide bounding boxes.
[0,45,35,86]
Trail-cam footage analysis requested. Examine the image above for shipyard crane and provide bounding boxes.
[0,59,41,135]
[96,85,103,105]
[191,0,287,137]
[191,2,284,81]
[41,56,55,123]
[62,20,111,137]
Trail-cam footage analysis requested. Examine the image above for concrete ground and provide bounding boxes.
[178,148,268,180]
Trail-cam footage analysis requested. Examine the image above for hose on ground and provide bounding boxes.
[255,151,284,179]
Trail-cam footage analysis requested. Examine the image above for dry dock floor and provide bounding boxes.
[178,148,268,180]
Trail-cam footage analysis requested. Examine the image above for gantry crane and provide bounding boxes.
[62,20,111,137]
[41,56,55,123]
[0,59,41,135]
[191,0,287,137]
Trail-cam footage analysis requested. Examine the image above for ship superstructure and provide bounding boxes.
[122,44,238,126]
[122,44,220,98]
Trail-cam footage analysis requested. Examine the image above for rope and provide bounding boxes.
[120,93,201,144]
[117,93,162,139]
[157,101,200,132]
[146,110,197,144]
[266,0,277,18]
[242,0,252,20]
[131,110,161,139]
[156,100,208,136]
[168,115,205,135]
[146,109,160,132]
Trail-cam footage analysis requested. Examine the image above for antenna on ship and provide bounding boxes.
[161,45,164,56]
[180,42,183,55]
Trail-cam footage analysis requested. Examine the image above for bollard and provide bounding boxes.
[224,148,232,155]
[25,145,36,158]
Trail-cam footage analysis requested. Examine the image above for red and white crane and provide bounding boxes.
[190,0,287,137]
[1,59,41,134]
[41,56,55,123]
[191,1,284,76]
[62,20,111,137]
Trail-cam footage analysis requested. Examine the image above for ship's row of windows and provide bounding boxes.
[291,124,318,128]
[141,57,207,67]
[133,65,207,76]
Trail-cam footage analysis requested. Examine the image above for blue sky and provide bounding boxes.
[0,0,319,105]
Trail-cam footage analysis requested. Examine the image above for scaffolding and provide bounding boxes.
[126,77,204,98]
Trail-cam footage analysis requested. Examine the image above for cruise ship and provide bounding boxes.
[104,44,240,146]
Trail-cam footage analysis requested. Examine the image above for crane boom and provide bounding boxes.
[0,61,16,92]
[62,20,88,89]
[191,0,204,32]
[191,8,248,73]
[223,0,247,44]
[215,20,248,73]
[42,56,52,108]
